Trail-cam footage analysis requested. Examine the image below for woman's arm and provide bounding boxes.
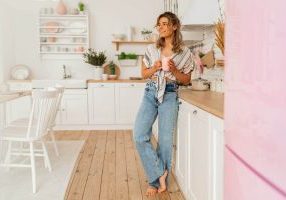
[168,60,191,85]
[141,60,162,79]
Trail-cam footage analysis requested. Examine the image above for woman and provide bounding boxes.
[133,12,195,196]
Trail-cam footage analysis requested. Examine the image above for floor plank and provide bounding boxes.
[115,130,129,200]
[82,131,107,200]
[124,130,143,200]
[66,131,97,200]
[99,130,116,200]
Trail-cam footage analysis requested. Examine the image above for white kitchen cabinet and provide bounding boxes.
[181,0,220,25]
[115,83,145,124]
[175,100,192,197]
[209,115,224,200]
[189,103,211,200]
[174,99,223,200]
[6,82,32,125]
[57,89,88,125]
[88,83,115,124]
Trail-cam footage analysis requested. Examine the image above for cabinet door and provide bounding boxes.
[115,83,145,124]
[88,83,115,124]
[60,93,88,125]
[189,105,211,200]
[175,100,191,198]
[210,115,224,200]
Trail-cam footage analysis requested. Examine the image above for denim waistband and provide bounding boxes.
[146,81,178,92]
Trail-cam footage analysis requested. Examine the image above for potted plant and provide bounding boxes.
[83,48,107,80]
[78,2,85,14]
[141,28,153,40]
[108,61,117,80]
[117,52,138,66]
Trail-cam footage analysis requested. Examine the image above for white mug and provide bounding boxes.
[102,74,108,80]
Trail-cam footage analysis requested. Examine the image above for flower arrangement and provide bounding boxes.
[214,18,225,55]
[83,48,107,67]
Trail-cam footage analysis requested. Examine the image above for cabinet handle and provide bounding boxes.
[193,110,197,115]
[62,108,65,111]
[100,84,104,87]
[130,84,135,87]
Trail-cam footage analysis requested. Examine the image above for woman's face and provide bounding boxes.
[156,17,177,38]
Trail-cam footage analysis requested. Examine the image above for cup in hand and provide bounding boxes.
[161,57,171,71]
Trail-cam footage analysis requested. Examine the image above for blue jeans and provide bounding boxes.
[133,81,179,188]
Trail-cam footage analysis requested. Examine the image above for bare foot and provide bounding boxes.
[145,186,158,197]
[158,170,168,193]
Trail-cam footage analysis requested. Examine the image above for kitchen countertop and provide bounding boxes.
[87,79,148,83]
[178,89,224,119]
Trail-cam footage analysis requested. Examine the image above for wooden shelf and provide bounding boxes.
[112,40,155,51]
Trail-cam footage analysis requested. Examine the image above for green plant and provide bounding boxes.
[118,52,138,60]
[78,2,85,12]
[108,61,116,75]
[141,28,152,35]
[83,48,107,66]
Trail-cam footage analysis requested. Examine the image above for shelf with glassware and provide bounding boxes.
[38,14,89,57]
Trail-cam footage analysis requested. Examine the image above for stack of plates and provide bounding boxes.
[11,65,30,80]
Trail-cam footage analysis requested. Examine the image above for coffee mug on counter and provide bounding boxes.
[102,74,108,80]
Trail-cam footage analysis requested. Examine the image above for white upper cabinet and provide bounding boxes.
[181,0,220,25]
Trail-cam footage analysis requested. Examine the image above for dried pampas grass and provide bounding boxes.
[214,19,225,55]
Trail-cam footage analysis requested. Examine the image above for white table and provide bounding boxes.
[0,91,31,162]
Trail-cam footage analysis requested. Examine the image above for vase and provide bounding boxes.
[93,67,103,80]
[56,0,67,15]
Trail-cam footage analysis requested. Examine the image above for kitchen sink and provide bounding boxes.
[32,79,87,89]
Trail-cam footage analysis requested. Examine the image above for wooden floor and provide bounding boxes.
[54,130,184,200]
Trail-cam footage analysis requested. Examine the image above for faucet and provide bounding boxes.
[63,65,72,79]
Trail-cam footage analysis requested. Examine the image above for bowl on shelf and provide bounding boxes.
[112,33,126,41]
[108,75,117,80]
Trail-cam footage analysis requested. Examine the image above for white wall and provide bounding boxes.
[0,0,163,80]
[0,2,15,82]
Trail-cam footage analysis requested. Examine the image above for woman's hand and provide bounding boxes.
[168,59,179,75]
[153,60,162,71]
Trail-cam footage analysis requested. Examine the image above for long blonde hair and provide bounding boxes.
[156,12,183,53]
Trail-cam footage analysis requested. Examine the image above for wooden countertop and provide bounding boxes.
[87,79,148,83]
[178,89,224,119]
[0,91,31,103]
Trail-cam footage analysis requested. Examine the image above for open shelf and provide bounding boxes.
[112,40,155,50]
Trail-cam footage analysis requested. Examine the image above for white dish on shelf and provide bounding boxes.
[11,65,30,80]
[68,22,86,34]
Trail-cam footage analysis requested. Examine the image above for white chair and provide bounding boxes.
[0,89,59,193]
[8,85,65,156]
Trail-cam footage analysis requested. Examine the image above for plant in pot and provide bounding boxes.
[78,2,85,14]
[141,28,153,41]
[118,52,138,66]
[108,61,117,80]
[83,48,107,80]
